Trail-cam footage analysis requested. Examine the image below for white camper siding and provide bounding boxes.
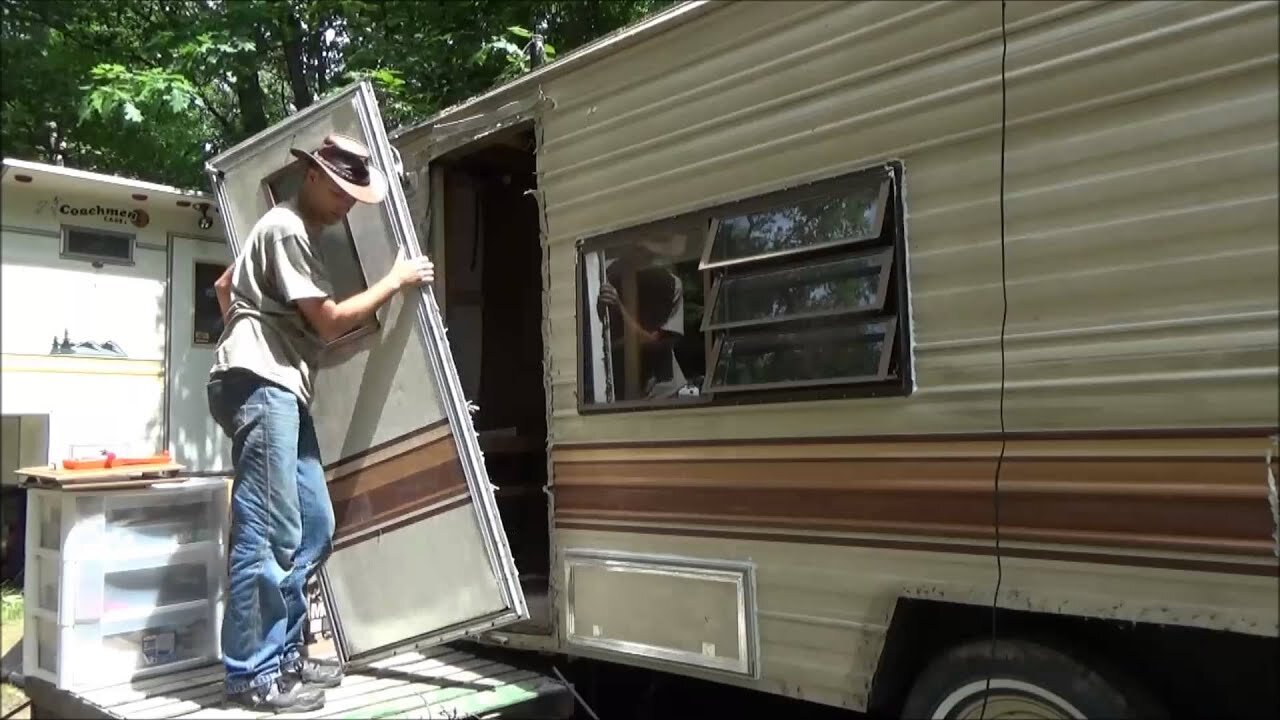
[1,206,169,362]
[2,186,166,460]
[0,178,225,466]
[0,354,165,466]
[536,0,1280,444]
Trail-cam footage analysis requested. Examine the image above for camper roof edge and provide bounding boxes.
[389,0,721,145]
[1,157,214,204]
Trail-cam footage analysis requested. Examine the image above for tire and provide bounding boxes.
[901,637,1166,720]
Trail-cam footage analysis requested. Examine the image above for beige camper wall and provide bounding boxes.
[557,526,1279,710]
[535,0,1280,444]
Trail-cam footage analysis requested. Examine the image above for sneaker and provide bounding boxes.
[225,675,325,714]
[285,656,344,689]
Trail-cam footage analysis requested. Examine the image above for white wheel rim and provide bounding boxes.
[931,678,1088,719]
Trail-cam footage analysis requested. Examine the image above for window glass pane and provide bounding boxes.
[63,229,132,261]
[707,177,887,265]
[262,161,380,348]
[711,320,893,391]
[580,224,707,405]
[193,262,228,346]
[710,248,890,330]
[265,161,370,303]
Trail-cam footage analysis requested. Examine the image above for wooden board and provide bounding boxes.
[16,463,186,490]
[25,646,572,720]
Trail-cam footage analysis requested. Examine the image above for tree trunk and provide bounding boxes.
[233,63,269,136]
[311,19,328,96]
[282,9,313,110]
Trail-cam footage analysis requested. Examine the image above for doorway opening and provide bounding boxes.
[434,124,551,635]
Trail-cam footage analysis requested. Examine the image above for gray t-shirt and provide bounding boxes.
[210,200,333,407]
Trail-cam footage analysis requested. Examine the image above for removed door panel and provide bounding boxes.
[205,80,527,667]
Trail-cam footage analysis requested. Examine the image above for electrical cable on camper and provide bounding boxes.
[978,3,1011,718]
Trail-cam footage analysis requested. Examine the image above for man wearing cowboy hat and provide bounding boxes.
[208,133,434,712]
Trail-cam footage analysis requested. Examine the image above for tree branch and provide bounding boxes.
[194,87,237,134]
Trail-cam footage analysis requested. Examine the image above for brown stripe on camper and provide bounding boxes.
[552,432,1278,560]
[334,495,472,551]
[328,424,469,544]
[553,521,1280,578]
[552,427,1277,451]
[324,419,453,478]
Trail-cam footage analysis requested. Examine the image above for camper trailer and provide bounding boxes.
[0,160,236,595]
[0,159,235,478]
[192,1,1278,718]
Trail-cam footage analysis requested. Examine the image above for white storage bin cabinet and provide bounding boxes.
[23,478,230,691]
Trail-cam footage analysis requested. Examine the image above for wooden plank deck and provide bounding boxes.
[26,645,572,719]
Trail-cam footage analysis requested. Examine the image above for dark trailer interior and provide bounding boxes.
[432,124,551,636]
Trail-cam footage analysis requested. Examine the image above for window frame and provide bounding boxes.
[59,224,136,266]
[704,318,898,395]
[574,214,712,412]
[697,174,891,271]
[700,245,895,334]
[575,160,912,415]
[192,260,230,347]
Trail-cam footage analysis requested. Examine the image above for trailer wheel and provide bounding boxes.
[901,637,1165,720]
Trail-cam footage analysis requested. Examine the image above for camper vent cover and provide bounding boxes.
[60,226,135,265]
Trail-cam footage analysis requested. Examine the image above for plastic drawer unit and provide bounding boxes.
[29,603,218,690]
[22,477,231,691]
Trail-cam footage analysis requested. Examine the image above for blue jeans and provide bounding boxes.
[207,370,335,693]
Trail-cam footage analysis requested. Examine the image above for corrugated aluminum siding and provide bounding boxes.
[536,0,1279,445]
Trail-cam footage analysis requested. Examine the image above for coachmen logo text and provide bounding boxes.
[58,203,150,229]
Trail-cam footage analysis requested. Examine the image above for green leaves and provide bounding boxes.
[369,68,406,91]
[473,27,545,83]
[82,64,199,124]
[179,32,255,60]
[168,87,190,114]
[503,25,556,58]
[2,0,674,188]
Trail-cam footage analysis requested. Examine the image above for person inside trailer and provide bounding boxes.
[207,134,435,713]
[597,232,693,400]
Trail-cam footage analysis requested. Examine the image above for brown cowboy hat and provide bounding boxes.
[289,133,387,204]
